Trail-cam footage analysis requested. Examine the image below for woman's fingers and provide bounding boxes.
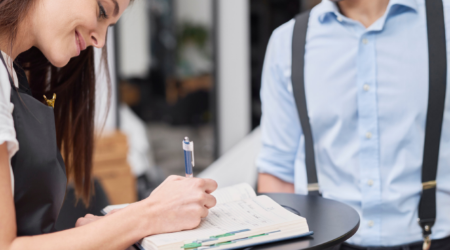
[202,178,218,194]
[75,217,88,227]
[203,194,217,209]
[75,214,103,227]
[144,176,219,235]
[106,209,121,216]
[200,207,209,218]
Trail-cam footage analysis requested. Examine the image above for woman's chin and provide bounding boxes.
[48,55,71,68]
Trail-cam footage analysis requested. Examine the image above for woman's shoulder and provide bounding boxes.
[0,60,17,196]
[0,51,19,176]
[0,53,16,133]
[0,60,13,105]
[0,50,20,102]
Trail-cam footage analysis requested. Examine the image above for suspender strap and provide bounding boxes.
[292,11,319,195]
[420,0,447,248]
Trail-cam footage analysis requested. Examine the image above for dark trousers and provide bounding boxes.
[329,236,450,250]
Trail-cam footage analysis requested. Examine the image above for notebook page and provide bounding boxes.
[212,183,256,204]
[101,204,130,214]
[143,195,304,247]
[102,183,256,214]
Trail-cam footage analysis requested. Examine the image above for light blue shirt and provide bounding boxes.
[257,0,450,246]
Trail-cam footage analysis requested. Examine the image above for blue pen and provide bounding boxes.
[183,137,195,178]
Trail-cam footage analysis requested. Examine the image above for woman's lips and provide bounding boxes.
[75,30,87,56]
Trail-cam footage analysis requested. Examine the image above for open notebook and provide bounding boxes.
[103,183,312,250]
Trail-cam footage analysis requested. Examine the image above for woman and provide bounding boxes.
[0,0,217,249]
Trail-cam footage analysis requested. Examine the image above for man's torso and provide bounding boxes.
[261,0,450,246]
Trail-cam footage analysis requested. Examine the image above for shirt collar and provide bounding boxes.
[316,0,340,23]
[316,0,419,23]
[389,0,418,13]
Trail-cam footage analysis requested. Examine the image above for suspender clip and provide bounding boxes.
[423,234,431,250]
[422,180,436,190]
[307,183,319,192]
[418,218,435,250]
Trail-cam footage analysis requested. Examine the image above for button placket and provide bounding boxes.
[356,32,382,243]
[362,38,369,45]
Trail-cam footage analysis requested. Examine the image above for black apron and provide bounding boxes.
[0,52,67,236]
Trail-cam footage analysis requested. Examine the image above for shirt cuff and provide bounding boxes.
[0,134,19,160]
[256,147,295,184]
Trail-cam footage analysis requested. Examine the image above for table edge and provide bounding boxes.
[305,217,360,250]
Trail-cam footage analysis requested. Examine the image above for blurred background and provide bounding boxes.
[56,0,321,230]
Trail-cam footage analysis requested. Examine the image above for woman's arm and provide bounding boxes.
[0,143,217,250]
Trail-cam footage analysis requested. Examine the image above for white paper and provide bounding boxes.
[212,183,256,204]
[144,195,303,247]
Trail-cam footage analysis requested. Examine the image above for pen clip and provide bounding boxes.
[191,141,195,167]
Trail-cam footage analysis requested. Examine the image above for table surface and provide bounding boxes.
[243,193,360,250]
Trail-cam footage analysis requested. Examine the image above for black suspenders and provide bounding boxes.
[419,0,447,248]
[291,11,318,195]
[291,0,446,248]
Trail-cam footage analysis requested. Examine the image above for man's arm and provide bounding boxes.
[258,173,294,193]
[256,20,303,194]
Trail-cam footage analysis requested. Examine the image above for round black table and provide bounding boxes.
[244,193,360,250]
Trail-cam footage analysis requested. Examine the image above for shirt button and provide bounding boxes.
[368,220,374,227]
[363,84,370,91]
[366,132,372,139]
[362,38,369,45]
[367,179,374,186]
[337,16,343,22]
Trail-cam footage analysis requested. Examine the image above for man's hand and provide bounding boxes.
[142,176,218,236]
[258,173,295,193]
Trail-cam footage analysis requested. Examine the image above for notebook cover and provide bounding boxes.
[226,231,314,250]
[136,231,314,250]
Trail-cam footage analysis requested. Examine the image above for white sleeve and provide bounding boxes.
[0,61,18,194]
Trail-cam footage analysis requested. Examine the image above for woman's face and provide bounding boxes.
[31,0,129,67]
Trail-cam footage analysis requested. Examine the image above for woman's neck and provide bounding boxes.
[338,0,390,28]
[0,16,35,59]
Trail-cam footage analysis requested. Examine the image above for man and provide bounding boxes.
[257,0,450,249]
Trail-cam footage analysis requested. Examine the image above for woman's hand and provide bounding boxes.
[142,175,218,236]
[75,214,102,227]
[75,209,120,227]
[75,176,218,236]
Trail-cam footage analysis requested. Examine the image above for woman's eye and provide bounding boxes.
[98,2,108,19]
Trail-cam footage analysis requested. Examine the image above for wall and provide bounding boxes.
[117,0,151,79]
[216,0,251,155]
[175,0,212,26]
[94,27,117,134]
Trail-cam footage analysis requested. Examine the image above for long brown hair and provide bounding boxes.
[0,0,110,205]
